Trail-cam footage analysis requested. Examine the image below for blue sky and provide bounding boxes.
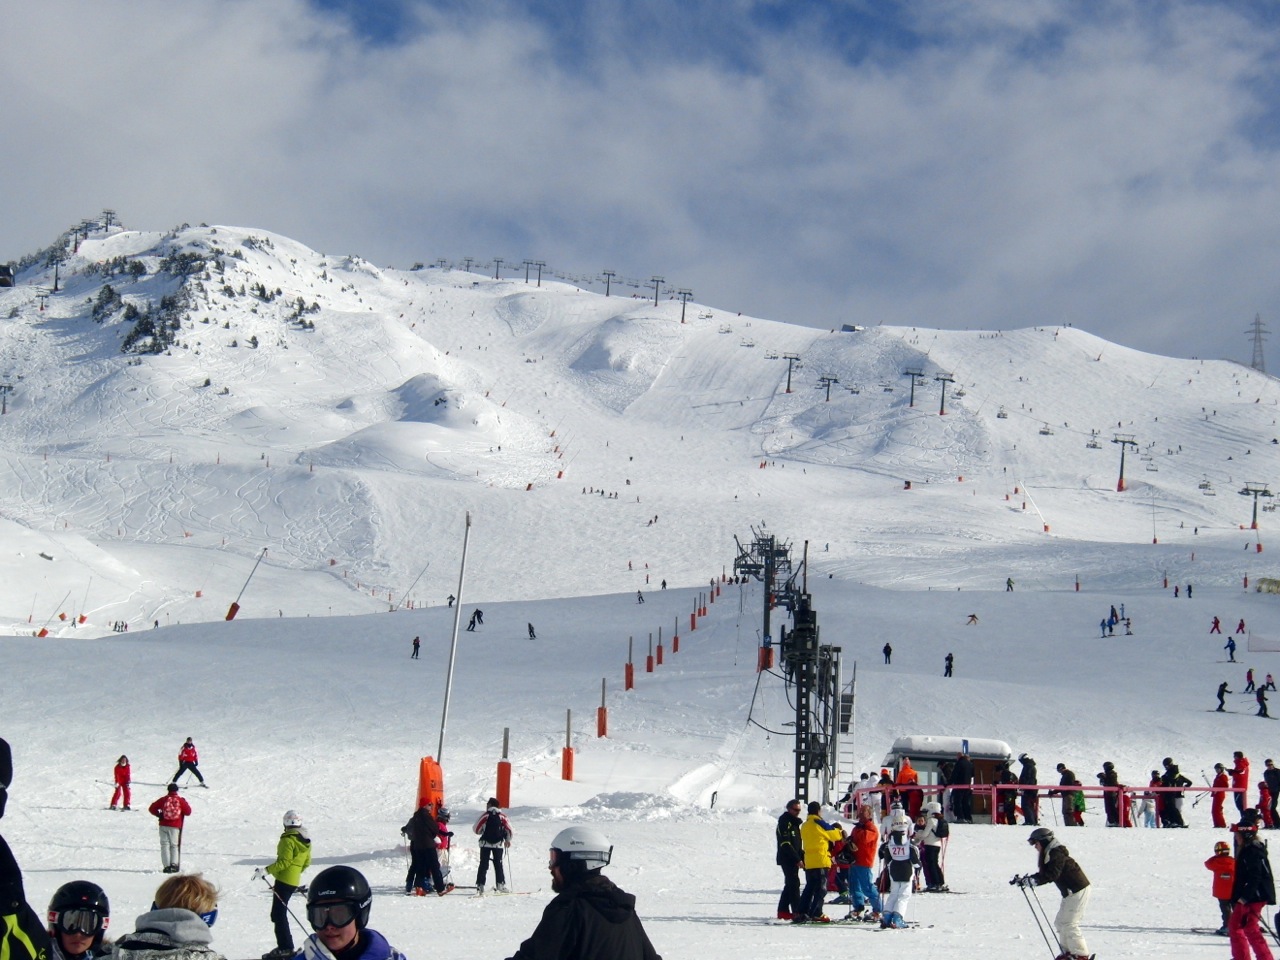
[3,0,1280,363]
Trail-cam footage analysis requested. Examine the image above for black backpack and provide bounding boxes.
[481,810,507,843]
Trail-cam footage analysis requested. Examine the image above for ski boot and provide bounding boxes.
[496,883,509,893]
[437,884,455,897]
[830,893,851,905]
[776,911,793,921]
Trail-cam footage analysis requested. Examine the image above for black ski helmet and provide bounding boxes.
[48,881,110,946]
[1028,827,1054,846]
[307,865,372,930]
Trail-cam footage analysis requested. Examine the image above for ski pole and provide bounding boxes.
[1192,770,1211,808]
[1260,909,1280,948]
[1028,883,1063,956]
[1011,877,1056,958]
[506,846,514,891]
[258,873,310,940]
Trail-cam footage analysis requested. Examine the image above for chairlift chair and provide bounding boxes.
[1038,424,1053,435]
[996,406,1009,419]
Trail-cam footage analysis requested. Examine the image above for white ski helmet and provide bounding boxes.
[283,810,303,828]
[549,825,613,872]
[890,813,912,833]
[923,801,942,815]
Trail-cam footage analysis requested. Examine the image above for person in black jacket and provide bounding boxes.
[504,825,661,960]
[1098,762,1121,826]
[402,802,449,896]
[775,800,803,921]
[1018,754,1039,826]
[1229,811,1276,959]
[1160,757,1191,828]
[950,753,974,823]
[0,738,11,820]
[1264,759,1280,829]
[1,742,52,960]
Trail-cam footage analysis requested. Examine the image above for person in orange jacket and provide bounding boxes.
[896,758,922,820]
[1206,840,1236,935]
[847,804,883,920]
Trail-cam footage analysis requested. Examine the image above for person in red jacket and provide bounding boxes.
[110,755,131,811]
[148,783,192,873]
[1205,841,1236,936]
[1212,763,1230,829]
[171,738,205,787]
[1230,751,1251,815]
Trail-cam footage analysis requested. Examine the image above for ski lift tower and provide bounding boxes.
[1240,483,1273,532]
[733,531,842,803]
[902,367,925,407]
[782,353,802,394]
[935,372,955,415]
[1112,434,1137,492]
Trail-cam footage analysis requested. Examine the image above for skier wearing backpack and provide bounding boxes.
[147,783,192,873]
[474,798,513,894]
[254,810,312,959]
[914,801,948,892]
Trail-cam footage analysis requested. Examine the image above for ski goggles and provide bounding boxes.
[307,902,359,930]
[52,910,108,936]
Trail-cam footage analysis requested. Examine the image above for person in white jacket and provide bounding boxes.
[913,801,949,892]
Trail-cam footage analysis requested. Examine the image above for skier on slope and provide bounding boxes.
[1231,751,1252,814]
[774,800,802,921]
[1228,810,1276,960]
[47,881,111,960]
[148,783,192,873]
[847,804,883,922]
[171,738,206,787]
[1014,827,1091,960]
[254,810,312,959]
[1018,754,1040,826]
[877,809,919,928]
[1205,839,1236,936]
[1212,763,1231,829]
[402,803,450,897]
[1218,681,1234,712]
[473,798,513,894]
[1098,761,1121,827]
[796,801,843,923]
[109,755,131,811]
[913,801,948,892]
[1264,760,1280,828]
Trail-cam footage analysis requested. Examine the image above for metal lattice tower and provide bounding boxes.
[1249,314,1268,374]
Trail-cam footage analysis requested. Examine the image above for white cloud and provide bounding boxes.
[1,1,1278,362]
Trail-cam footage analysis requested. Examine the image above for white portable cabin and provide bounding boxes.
[881,735,1014,821]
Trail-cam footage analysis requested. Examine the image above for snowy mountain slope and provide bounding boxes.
[0,221,1277,635]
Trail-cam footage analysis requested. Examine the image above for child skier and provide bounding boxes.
[914,801,949,892]
[1205,840,1235,936]
[877,810,919,928]
[255,810,312,959]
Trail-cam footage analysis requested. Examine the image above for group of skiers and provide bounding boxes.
[775,796,950,928]
[1,736,661,960]
[1202,809,1277,960]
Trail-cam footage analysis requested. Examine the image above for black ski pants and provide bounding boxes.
[777,862,801,916]
[406,847,445,893]
[476,846,505,887]
[171,761,204,784]
[270,882,297,950]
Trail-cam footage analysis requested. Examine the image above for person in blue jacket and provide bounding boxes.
[300,867,405,960]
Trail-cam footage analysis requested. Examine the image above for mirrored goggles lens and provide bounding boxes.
[308,902,358,930]
[57,910,106,936]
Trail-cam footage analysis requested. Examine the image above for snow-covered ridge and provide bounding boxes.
[0,221,1276,633]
